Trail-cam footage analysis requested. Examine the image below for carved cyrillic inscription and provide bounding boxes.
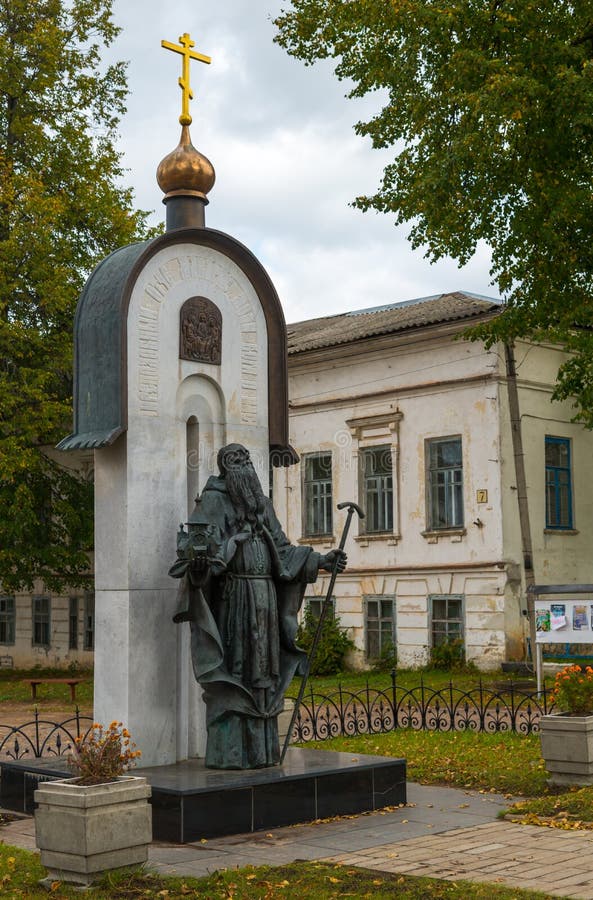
[138,303,160,417]
[241,344,258,424]
[179,297,222,364]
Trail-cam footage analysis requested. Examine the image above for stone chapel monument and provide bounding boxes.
[58,33,297,767]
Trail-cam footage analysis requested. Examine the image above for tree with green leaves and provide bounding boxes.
[0,0,155,592]
[275,1,593,425]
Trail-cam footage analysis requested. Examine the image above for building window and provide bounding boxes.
[69,597,79,650]
[305,597,335,622]
[362,446,393,533]
[431,594,464,648]
[0,596,15,645]
[303,453,333,536]
[84,593,95,651]
[365,596,395,659]
[32,596,50,647]
[427,437,464,529]
[545,436,573,529]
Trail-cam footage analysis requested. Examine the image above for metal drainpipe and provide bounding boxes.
[504,341,537,667]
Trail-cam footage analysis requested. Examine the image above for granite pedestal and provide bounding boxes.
[0,749,406,843]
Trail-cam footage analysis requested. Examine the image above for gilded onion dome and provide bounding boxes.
[157,124,216,201]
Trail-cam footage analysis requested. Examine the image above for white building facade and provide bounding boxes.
[3,291,593,672]
[273,292,593,671]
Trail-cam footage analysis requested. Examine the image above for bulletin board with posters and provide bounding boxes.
[535,599,593,644]
[528,585,593,693]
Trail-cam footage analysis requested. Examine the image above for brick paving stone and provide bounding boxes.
[548,875,593,891]
[472,860,527,874]
[379,861,426,873]
[463,841,508,853]
[5,781,593,898]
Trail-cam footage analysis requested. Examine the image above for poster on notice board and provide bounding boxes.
[535,599,593,643]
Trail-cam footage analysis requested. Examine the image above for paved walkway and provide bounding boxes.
[3,783,593,898]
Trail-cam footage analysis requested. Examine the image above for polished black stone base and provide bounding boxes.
[0,749,406,843]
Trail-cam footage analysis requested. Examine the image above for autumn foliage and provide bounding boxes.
[275,1,593,427]
[68,721,141,785]
[0,0,156,592]
[552,664,593,716]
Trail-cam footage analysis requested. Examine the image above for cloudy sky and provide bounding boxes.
[108,1,496,323]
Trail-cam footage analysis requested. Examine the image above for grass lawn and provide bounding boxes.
[0,667,93,708]
[307,728,593,827]
[303,729,548,796]
[506,786,593,828]
[0,665,550,717]
[0,848,563,899]
[287,666,549,697]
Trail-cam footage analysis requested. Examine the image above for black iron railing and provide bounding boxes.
[0,708,94,761]
[0,676,556,760]
[287,672,556,743]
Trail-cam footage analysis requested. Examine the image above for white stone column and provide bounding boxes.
[94,243,269,766]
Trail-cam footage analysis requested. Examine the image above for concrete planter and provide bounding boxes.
[34,775,151,886]
[540,713,593,785]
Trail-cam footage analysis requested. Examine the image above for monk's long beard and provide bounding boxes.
[225,463,266,529]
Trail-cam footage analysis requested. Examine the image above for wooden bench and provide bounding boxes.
[24,678,85,702]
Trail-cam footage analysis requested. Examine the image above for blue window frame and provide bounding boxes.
[427,437,464,530]
[545,436,573,529]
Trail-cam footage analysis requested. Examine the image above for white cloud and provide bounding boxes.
[109,1,496,321]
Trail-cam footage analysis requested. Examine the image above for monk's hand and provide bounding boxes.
[319,549,347,573]
[207,555,227,576]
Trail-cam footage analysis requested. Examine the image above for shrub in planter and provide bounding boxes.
[551,664,593,715]
[68,721,142,783]
[540,665,593,786]
[34,722,151,887]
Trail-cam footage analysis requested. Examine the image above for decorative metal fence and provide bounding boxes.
[0,708,94,761]
[0,677,556,760]
[288,673,556,743]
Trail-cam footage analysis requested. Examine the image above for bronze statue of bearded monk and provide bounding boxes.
[169,443,346,769]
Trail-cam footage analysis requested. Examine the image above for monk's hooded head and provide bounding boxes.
[217,444,265,529]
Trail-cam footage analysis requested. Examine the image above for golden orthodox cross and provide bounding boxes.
[161,32,211,126]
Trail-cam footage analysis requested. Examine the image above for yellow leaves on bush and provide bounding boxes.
[68,721,141,784]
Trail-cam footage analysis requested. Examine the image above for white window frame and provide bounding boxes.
[346,412,403,543]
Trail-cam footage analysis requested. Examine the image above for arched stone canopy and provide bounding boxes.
[58,228,295,464]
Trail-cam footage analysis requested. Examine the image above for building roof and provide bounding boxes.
[287,291,501,355]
